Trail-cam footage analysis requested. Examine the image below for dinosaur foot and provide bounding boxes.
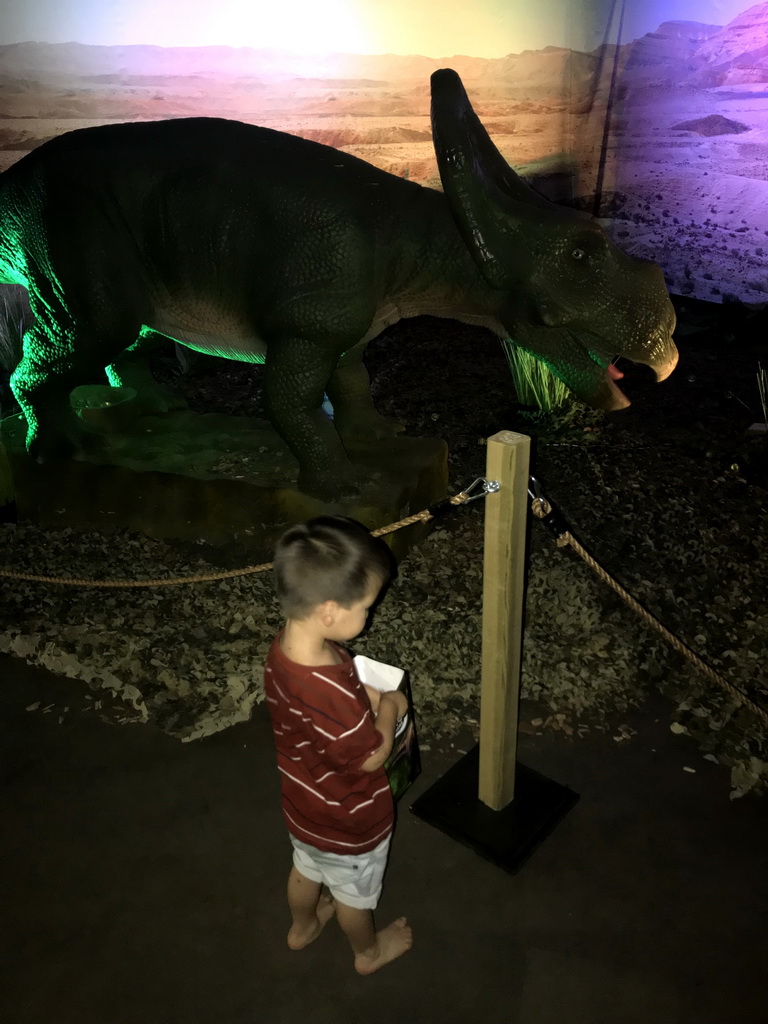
[333,413,405,442]
[297,464,389,505]
[130,383,189,415]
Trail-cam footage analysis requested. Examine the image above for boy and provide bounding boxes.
[264,515,413,975]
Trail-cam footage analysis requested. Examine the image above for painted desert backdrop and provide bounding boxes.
[5,2,768,302]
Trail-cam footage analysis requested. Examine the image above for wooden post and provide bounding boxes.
[478,430,531,810]
[410,426,577,869]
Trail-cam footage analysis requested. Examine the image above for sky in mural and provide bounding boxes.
[0,0,758,56]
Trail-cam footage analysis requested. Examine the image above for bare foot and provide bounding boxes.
[354,917,413,975]
[287,892,336,950]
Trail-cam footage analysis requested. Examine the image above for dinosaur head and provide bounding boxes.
[430,68,678,409]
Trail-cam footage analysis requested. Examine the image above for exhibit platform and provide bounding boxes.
[1,386,448,562]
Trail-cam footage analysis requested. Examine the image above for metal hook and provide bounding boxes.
[462,477,499,502]
[527,475,544,503]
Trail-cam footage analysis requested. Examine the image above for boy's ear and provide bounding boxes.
[318,600,337,626]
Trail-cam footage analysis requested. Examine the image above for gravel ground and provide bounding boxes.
[1,299,766,796]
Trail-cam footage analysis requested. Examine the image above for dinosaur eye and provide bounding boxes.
[571,248,586,261]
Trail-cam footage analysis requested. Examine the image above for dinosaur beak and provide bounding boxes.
[589,335,679,411]
[651,348,678,383]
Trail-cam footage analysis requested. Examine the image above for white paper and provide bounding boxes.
[353,654,404,692]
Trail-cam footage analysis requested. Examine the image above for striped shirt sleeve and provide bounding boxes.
[289,666,384,775]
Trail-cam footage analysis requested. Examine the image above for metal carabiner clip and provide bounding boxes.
[527,475,569,540]
[528,475,547,504]
[463,477,499,502]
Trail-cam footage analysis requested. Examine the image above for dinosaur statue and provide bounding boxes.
[0,69,677,500]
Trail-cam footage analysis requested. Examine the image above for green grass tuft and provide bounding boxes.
[0,286,32,420]
[502,338,570,411]
[0,286,30,374]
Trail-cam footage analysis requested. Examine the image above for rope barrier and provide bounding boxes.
[528,479,768,729]
[0,484,482,589]
[2,466,764,728]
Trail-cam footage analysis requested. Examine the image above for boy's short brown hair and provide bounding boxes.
[273,516,394,620]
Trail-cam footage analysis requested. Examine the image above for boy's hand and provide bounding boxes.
[381,690,408,720]
[363,684,382,713]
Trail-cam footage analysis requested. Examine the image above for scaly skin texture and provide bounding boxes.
[0,71,678,500]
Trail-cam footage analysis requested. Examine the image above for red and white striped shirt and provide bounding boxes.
[263,634,394,854]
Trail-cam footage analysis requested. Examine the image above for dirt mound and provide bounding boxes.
[671,114,750,136]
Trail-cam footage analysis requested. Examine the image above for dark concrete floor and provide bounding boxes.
[2,652,767,1024]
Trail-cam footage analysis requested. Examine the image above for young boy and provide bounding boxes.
[264,515,413,975]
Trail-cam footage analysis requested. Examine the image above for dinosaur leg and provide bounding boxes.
[10,314,142,461]
[264,337,377,500]
[106,329,188,413]
[326,345,403,440]
[11,326,97,460]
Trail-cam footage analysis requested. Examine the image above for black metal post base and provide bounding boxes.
[410,744,578,874]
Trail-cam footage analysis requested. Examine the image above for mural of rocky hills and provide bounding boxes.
[609,4,768,303]
[5,2,768,301]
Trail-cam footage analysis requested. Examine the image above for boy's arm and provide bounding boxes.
[360,692,406,773]
[363,684,381,713]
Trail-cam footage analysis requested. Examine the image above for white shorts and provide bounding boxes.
[289,833,392,910]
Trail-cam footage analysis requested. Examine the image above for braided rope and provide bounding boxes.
[531,497,768,727]
[0,492,470,589]
[3,480,763,725]
[0,560,275,589]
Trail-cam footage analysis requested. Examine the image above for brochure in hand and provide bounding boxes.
[354,654,422,802]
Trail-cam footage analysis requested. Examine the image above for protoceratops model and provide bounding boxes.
[1,69,677,499]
